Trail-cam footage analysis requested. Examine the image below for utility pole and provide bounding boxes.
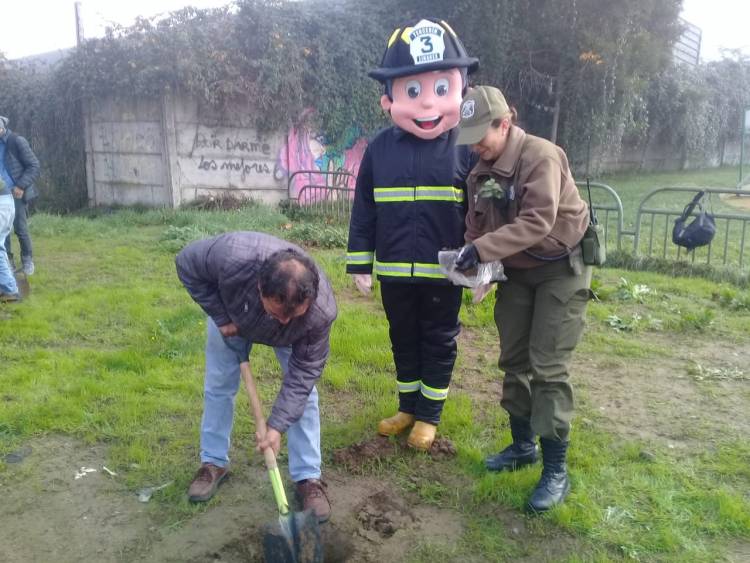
[741,108,750,189]
[74,2,84,47]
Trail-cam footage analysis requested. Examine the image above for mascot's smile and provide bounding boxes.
[381,68,464,140]
[415,116,443,130]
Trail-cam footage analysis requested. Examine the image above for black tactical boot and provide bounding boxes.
[527,437,570,513]
[485,416,539,472]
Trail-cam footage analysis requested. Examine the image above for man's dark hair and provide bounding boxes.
[258,248,319,316]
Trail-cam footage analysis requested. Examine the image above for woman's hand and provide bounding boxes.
[454,244,480,271]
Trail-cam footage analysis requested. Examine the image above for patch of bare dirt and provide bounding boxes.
[454,325,750,453]
[447,329,506,426]
[575,334,750,451]
[721,192,750,211]
[0,437,159,563]
[356,490,416,540]
[0,436,467,563]
[724,540,750,563]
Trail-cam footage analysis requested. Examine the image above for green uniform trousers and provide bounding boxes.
[494,253,591,442]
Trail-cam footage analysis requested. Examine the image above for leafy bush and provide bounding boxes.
[286,223,348,249]
[712,288,750,311]
[670,308,715,333]
[159,225,209,252]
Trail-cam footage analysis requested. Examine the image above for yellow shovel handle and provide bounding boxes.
[240,361,290,515]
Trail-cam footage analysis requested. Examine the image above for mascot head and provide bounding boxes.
[370,19,478,140]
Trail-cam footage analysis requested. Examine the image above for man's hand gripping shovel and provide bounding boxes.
[240,362,323,563]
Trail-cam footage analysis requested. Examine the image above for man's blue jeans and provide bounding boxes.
[4,197,32,263]
[201,318,322,482]
[0,194,18,295]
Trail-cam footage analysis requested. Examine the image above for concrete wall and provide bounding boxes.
[85,96,171,206]
[590,139,743,174]
[85,93,366,208]
[170,95,288,207]
[86,93,288,207]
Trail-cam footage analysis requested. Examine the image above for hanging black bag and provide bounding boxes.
[672,191,716,251]
[581,178,606,266]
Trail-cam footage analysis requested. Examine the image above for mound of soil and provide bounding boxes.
[332,436,396,471]
[428,437,457,460]
[332,435,457,472]
[356,490,416,541]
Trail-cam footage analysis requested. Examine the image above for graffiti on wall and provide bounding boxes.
[276,110,368,201]
[188,128,280,185]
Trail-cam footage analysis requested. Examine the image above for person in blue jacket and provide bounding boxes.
[346,18,478,450]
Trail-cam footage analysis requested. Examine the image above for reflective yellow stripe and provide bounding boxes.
[347,251,374,265]
[413,262,446,279]
[373,262,447,278]
[421,382,449,401]
[374,186,464,203]
[414,186,464,203]
[375,261,412,277]
[397,379,420,393]
[374,187,414,202]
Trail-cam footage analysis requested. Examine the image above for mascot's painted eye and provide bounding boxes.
[406,80,422,99]
[434,78,450,97]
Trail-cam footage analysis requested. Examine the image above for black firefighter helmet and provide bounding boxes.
[369,18,479,83]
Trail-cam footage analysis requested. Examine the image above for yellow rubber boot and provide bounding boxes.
[407,421,437,451]
[377,412,415,436]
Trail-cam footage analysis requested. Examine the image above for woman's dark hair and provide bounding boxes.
[258,248,319,315]
[491,106,518,128]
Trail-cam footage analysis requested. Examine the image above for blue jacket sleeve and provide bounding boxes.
[346,146,376,274]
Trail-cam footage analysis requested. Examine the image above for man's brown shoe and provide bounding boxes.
[295,478,331,523]
[188,463,228,502]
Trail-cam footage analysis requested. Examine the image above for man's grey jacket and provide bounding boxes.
[176,231,338,433]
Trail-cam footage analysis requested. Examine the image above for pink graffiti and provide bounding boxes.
[277,110,367,203]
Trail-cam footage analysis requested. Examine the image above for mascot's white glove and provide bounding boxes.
[352,274,373,296]
[472,283,494,304]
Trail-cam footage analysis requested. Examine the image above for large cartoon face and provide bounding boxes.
[381,68,463,140]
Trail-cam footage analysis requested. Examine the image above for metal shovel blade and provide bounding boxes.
[262,509,322,563]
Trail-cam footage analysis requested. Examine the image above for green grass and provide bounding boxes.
[2,190,750,561]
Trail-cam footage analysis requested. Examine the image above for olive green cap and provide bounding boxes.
[456,86,510,145]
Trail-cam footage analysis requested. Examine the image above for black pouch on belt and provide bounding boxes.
[581,221,606,266]
[581,178,606,266]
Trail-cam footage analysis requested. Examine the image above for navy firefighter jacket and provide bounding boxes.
[346,126,476,284]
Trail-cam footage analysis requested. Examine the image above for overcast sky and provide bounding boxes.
[681,0,750,61]
[1,0,748,62]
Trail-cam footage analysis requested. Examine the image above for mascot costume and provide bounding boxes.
[346,18,478,450]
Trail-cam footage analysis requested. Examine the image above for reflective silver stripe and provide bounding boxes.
[414,186,464,202]
[397,380,421,393]
[375,261,412,276]
[413,263,445,279]
[374,188,415,202]
[346,251,374,264]
[420,382,449,400]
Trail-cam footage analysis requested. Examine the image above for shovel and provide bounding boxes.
[240,361,323,563]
